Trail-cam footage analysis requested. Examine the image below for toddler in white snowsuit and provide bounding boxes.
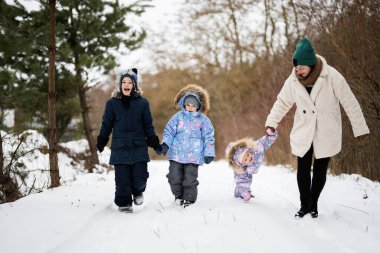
[226,128,277,201]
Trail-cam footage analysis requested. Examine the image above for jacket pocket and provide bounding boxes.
[111,137,127,149]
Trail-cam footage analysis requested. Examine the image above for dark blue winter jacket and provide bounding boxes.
[99,91,156,165]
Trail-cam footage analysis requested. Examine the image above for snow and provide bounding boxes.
[1,132,380,253]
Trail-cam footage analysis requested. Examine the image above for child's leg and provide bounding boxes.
[234,184,252,201]
[114,164,133,207]
[182,163,199,202]
[166,161,185,198]
[131,162,149,198]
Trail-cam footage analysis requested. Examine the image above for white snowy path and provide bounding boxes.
[1,160,379,253]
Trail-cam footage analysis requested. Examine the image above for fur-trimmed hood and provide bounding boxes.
[174,84,210,115]
[226,137,257,173]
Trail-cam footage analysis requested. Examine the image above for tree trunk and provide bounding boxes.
[289,0,300,38]
[0,131,4,176]
[78,85,99,172]
[227,0,243,65]
[48,0,60,188]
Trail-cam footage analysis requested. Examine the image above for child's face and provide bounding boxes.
[121,77,133,96]
[185,103,197,112]
[240,151,253,165]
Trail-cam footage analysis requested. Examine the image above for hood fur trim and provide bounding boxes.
[174,84,210,114]
[226,137,257,173]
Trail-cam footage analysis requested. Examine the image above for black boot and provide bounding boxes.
[295,195,311,218]
[295,205,310,218]
[183,200,195,208]
[309,201,318,218]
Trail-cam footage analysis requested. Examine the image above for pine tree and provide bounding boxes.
[56,0,151,170]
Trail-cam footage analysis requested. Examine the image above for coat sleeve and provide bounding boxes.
[256,130,278,151]
[162,113,179,147]
[201,115,215,157]
[99,99,115,138]
[265,78,294,129]
[142,99,156,137]
[332,73,370,137]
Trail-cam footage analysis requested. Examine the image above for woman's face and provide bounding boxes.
[121,77,133,96]
[295,65,311,78]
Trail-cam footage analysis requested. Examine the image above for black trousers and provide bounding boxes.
[114,162,149,207]
[166,160,199,202]
[297,145,330,209]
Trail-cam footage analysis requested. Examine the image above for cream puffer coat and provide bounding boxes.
[265,55,369,159]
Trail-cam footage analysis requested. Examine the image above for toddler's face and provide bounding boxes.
[240,151,253,165]
[185,103,197,112]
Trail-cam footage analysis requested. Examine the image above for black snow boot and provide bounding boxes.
[175,196,184,205]
[309,201,318,218]
[133,193,144,205]
[183,200,195,208]
[295,205,310,218]
[118,204,133,213]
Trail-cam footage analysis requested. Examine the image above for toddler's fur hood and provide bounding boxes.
[174,84,210,114]
[226,137,257,173]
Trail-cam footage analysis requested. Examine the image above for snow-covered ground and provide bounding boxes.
[1,132,379,253]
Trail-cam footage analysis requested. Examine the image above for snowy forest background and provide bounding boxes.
[1,0,379,204]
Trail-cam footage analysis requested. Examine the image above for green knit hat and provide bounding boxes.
[292,38,317,66]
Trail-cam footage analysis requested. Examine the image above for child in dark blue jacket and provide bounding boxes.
[97,68,161,213]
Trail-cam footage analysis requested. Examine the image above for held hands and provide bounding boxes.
[266,126,276,136]
[96,135,109,153]
[204,156,214,164]
[356,134,369,145]
[147,135,161,150]
[158,143,169,156]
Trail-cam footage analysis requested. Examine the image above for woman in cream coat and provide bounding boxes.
[265,38,369,218]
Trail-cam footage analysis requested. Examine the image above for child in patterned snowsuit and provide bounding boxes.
[226,128,278,201]
[159,84,215,207]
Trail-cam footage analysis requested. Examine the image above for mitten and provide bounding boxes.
[155,148,163,155]
[147,135,161,150]
[161,143,169,156]
[204,156,214,164]
[96,135,109,153]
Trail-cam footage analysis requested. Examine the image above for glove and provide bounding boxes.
[147,135,161,150]
[154,142,163,155]
[161,143,169,155]
[204,156,214,164]
[266,126,275,136]
[96,135,109,153]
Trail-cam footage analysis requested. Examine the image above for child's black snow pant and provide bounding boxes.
[114,162,149,207]
[166,160,199,202]
[297,145,330,211]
